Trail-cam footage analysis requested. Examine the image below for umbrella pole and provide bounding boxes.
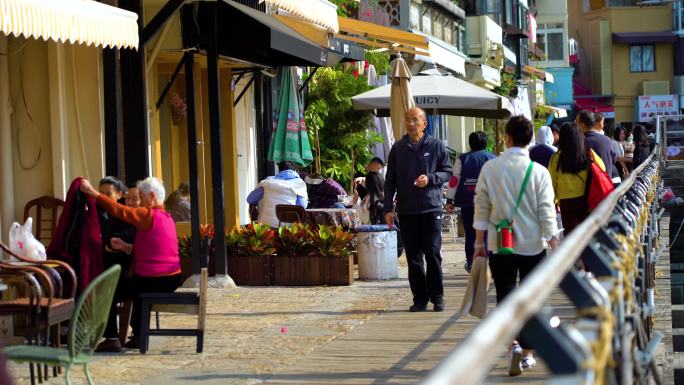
[433,109,438,140]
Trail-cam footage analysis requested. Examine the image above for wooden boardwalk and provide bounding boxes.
[264,256,576,385]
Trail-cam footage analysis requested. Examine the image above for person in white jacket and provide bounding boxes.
[472,115,561,376]
[246,162,308,227]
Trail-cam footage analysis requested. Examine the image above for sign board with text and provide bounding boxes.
[636,95,680,122]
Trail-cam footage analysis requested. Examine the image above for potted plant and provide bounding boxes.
[272,224,355,286]
[226,222,276,286]
[178,224,215,282]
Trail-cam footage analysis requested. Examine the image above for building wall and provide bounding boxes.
[568,4,673,122]
[545,67,575,105]
[6,39,53,227]
[2,38,104,236]
[532,0,569,68]
[612,42,673,122]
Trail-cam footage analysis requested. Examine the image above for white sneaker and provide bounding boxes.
[522,355,536,369]
[507,343,523,376]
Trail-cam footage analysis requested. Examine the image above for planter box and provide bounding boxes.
[272,254,354,286]
[228,255,272,286]
[181,254,272,286]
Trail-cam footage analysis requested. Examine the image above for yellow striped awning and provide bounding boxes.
[0,0,139,49]
[336,16,430,57]
[260,0,339,33]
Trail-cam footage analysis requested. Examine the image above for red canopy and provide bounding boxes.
[573,79,614,114]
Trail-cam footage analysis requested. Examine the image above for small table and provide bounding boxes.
[304,208,361,230]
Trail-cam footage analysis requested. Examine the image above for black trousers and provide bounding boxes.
[460,206,475,266]
[104,273,182,338]
[399,212,444,305]
[489,251,545,349]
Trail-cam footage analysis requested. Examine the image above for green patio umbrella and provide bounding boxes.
[267,67,313,167]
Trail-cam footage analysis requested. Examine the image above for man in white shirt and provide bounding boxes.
[246,162,308,227]
[472,115,560,376]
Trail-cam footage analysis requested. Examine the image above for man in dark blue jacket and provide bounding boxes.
[446,131,495,273]
[384,107,453,312]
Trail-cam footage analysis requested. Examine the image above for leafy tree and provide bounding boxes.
[304,67,380,190]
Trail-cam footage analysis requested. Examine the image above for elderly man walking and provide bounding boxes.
[384,107,453,312]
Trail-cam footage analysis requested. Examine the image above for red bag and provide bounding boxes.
[585,150,615,211]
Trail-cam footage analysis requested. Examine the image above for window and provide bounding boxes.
[434,15,444,41]
[456,23,466,52]
[505,2,513,24]
[444,20,453,44]
[536,23,565,62]
[422,8,432,35]
[410,2,420,30]
[485,0,500,13]
[630,45,655,72]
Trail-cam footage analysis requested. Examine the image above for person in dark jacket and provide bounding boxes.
[446,131,495,272]
[632,124,652,168]
[577,110,617,181]
[384,107,453,312]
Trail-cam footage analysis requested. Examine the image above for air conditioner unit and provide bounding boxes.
[673,76,684,95]
[642,81,670,95]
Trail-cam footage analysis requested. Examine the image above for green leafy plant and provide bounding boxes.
[329,0,359,17]
[178,224,215,259]
[304,67,377,188]
[365,49,390,75]
[275,223,317,256]
[312,225,354,258]
[492,70,516,98]
[227,223,276,257]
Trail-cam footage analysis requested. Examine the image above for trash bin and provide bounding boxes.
[356,225,398,280]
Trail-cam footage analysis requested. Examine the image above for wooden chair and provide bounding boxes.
[0,241,77,383]
[138,238,210,354]
[275,204,305,227]
[23,196,65,244]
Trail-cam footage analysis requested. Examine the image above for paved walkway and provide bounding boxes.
[9,237,464,385]
[9,223,673,384]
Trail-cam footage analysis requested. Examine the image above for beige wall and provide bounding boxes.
[1,37,105,234]
[6,39,53,224]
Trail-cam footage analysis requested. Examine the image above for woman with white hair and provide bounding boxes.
[80,176,181,352]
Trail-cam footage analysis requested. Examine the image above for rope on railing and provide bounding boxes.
[422,149,660,385]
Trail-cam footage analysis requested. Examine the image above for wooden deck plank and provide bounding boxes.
[264,215,672,385]
[263,245,565,385]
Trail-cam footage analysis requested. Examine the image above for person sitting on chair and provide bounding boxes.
[247,161,309,227]
[164,182,191,222]
[80,176,181,352]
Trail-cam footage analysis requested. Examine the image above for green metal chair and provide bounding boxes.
[3,265,121,385]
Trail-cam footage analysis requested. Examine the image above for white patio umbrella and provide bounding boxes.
[389,54,415,140]
[352,69,513,120]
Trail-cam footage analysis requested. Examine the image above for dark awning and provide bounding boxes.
[612,32,676,44]
[181,0,329,67]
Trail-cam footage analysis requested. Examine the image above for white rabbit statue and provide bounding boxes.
[8,218,47,261]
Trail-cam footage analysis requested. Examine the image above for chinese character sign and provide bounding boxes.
[637,95,680,122]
